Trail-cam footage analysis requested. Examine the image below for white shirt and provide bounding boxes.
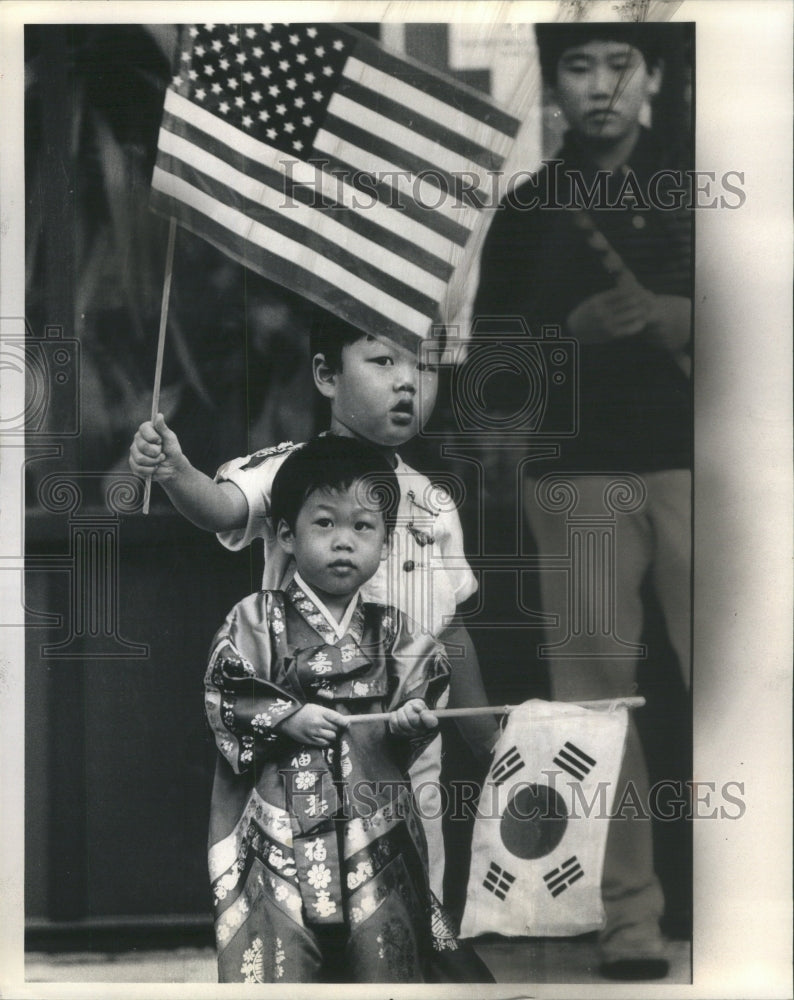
[215,442,476,638]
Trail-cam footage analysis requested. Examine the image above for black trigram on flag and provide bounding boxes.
[543,856,585,897]
[553,741,596,781]
[491,745,525,784]
[483,861,516,901]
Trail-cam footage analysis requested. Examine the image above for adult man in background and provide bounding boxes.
[473,22,692,980]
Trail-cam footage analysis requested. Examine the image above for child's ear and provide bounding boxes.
[645,60,663,99]
[276,519,296,554]
[312,353,337,400]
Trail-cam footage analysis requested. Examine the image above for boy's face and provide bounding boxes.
[278,483,389,606]
[552,40,662,144]
[314,335,438,450]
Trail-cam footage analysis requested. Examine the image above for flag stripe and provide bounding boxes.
[335,75,508,173]
[492,760,525,784]
[348,34,521,139]
[161,101,460,267]
[556,747,591,776]
[272,161,455,280]
[554,750,587,780]
[315,151,471,246]
[564,742,596,767]
[313,125,480,230]
[163,86,472,250]
[321,112,484,211]
[493,747,520,767]
[164,90,471,243]
[327,92,498,196]
[546,862,584,896]
[150,190,425,350]
[492,747,524,784]
[150,173,432,340]
[155,131,446,308]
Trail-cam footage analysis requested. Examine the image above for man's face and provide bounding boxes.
[279,484,389,606]
[316,334,439,449]
[552,40,662,143]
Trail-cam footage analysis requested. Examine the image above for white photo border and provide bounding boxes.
[1,2,791,998]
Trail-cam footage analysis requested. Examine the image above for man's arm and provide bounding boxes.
[441,621,500,761]
[645,293,692,375]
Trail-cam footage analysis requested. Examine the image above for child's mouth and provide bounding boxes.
[390,401,414,424]
[328,561,356,573]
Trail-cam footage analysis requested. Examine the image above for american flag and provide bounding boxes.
[150,23,521,344]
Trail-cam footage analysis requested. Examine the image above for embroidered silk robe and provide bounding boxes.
[204,579,450,983]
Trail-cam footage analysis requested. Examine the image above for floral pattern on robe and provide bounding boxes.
[204,581,450,983]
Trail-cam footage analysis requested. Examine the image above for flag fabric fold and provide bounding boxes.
[150,22,521,344]
[460,699,629,939]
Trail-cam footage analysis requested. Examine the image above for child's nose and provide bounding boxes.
[332,530,354,550]
[393,361,417,391]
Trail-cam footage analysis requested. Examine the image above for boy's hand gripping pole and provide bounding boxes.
[142,217,177,515]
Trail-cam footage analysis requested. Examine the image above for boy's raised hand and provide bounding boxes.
[388,699,438,737]
[277,704,349,747]
[129,413,186,482]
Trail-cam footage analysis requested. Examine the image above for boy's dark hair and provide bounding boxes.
[309,309,448,371]
[309,310,368,372]
[535,22,664,85]
[270,435,399,535]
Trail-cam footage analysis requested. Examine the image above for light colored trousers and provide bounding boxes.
[408,688,449,901]
[524,469,691,958]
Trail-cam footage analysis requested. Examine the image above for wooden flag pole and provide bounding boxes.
[142,217,178,515]
[345,696,645,725]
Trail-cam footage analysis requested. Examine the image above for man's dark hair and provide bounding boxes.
[270,435,399,534]
[535,22,664,85]
[309,309,368,372]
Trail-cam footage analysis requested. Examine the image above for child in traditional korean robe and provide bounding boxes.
[204,435,451,983]
[130,319,499,972]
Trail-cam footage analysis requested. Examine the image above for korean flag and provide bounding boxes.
[460,700,628,938]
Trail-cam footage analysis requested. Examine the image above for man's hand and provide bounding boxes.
[129,413,187,482]
[277,704,349,747]
[566,284,655,344]
[388,699,438,737]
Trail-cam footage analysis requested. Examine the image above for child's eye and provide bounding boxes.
[371,356,394,366]
[315,517,333,528]
[355,520,375,531]
[562,60,590,74]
